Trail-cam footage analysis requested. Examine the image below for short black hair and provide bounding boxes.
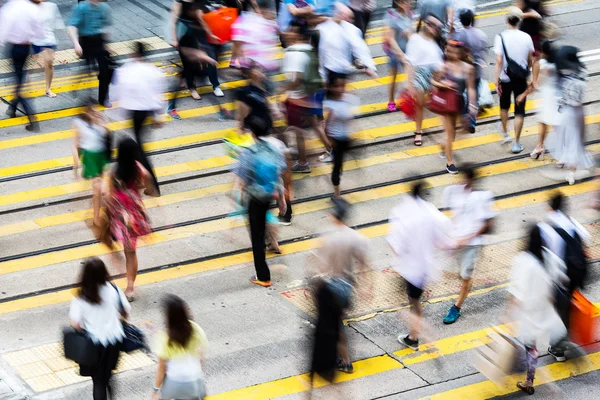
[507,15,520,27]
[246,115,269,137]
[459,10,474,27]
[331,197,350,222]
[411,181,424,198]
[135,41,147,58]
[549,192,564,212]
[462,164,476,182]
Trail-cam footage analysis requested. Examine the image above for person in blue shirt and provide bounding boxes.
[68,0,113,107]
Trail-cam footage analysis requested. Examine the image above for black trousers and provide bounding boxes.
[80,342,121,400]
[351,8,372,38]
[9,44,35,122]
[131,110,160,194]
[80,35,111,105]
[248,197,270,281]
[331,138,350,187]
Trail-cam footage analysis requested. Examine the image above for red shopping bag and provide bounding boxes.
[397,89,416,120]
[203,7,238,44]
[570,290,598,345]
[426,87,460,115]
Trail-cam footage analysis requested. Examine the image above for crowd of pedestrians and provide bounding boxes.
[0,0,597,398]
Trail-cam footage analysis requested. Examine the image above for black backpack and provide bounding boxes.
[553,227,587,290]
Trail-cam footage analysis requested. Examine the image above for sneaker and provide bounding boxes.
[214,87,225,97]
[511,141,524,154]
[446,164,458,174]
[566,171,575,185]
[443,305,461,325]
[278,215,292,226]
[168,108,181,120]
[336,359,354,373]
[318,151,333,163]
[387,101,397,112]
[291,162,311,173]
[25,123,40,133]
[497,122,511,144]
[218,108,234,121]
[548,346,566,362]
[398,334,419,351]
[250,275,272,287]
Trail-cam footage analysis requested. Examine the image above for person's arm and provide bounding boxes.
[385,28,407,64]
[249,0,261,13]
[466,64,477,115]
[495,53,503,94]
[137,161,159,197]
[170,1,181,48]
[288,3,315,17]
[447,6,454,33]
[430,65,453,90]
[236,100,250,130]
[151,359,167,400]
[522,9,541,19]
[348,24,377,77]
[72,123,81,178]
[194,9,220,43]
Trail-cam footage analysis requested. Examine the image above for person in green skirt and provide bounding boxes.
[72,103,111,227]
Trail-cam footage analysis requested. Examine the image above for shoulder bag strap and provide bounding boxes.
[499,34,514,65]
[111,283,125,317]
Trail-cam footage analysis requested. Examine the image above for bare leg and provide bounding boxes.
[388,65,398,104]
[538,123,549,148]
[333,185,341,198]
[92,178,103,226]
[500,109,509,135]
[442,115,456,165]
[124,249,138,295]
[44,50,56,97]
[455,279,473,308]
[295,127,308,164]
[414,91,425,134]
[310,116,331,152]
[338,331,350,364]
[408,298,422,340]
[514,115,525,143]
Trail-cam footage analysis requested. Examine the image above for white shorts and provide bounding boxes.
[458,245,481,280]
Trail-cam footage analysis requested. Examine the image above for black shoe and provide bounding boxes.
[25,123,40,133]
[336,359,354,373]
[548,346,566,362]
[446,164,458,174]
[278,215,291,226]
[398,334,419,351]
[5,107,16,118]
[467,125,476,134]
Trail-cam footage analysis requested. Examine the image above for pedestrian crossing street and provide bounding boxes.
[1,0,600,398]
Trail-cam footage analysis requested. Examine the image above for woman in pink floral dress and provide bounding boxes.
[107,138,158,301]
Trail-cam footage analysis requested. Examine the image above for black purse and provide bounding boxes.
[63,327,98,366]
[111,284,147,352]
[500,34,530,81]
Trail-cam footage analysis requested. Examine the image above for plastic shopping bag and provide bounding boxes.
[478,79,494,109]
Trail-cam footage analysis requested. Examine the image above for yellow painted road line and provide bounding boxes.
[424,351,600,400]
[0,93,537,209]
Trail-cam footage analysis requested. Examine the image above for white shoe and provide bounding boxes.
[318,152,333,163]
[214,87,224,97]
[497,122,511,144]
[511,141,524,154]
[566,171,575,185]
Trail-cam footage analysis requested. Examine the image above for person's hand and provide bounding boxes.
[151,391,159,400]
[496,80,503,96]
[516,93,526,105]
[74,43,83,57]
[365,68,378,79]
[455,238,471,249]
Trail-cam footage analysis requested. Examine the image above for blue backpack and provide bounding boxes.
[246,140,285,202]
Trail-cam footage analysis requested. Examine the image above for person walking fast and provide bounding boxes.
[383,0,413,112]
[515,0,545,54]
[72,103,111,227]
[152,295,208,400]
[349,0,376,38]
[442,165,496,324]
[237,116,287,287]
[551,45,594,185]
[113,41,166,195]
[68,0,114,107]
[32,0,64,98]
[0,0,44,132]
[69,258,131,400]
[405,13,444,147]
[106,139,158,301]
[431,40,477,174]
[388,182,453,350]
[494,6,534,154]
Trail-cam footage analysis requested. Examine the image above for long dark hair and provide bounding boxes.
[525,224,544,263]
[78,258,109,304]
[165,295,193,348]
[115,138,141,184]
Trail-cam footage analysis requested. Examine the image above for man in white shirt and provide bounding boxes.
[442,165,496,325]
[494,7,534,154]
[0,0,44,132]
[388,182,453,350]
[316,3,377,80]
[113,41,166,195]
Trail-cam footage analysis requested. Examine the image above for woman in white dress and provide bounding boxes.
[32,0,65,98]
[551,46,594,184]
[517,41,560,160]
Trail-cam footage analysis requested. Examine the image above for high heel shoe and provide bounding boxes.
[530,147,545,160]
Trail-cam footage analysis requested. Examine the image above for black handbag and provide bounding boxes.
[500,34,530,81]
[63,327,98,366]
[111,284,147,352]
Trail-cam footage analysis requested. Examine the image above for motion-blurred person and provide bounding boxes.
[431,40,477,175]
[383,0,413,112]
[113,41,166,195]
[515,0,545,54]
[230,0,279,72]
[32,0,64,98]
[539,193,590,362]
[69,258,131,400]
[152,295,208,400]
[68,0,113,107]
[323,73,359,199]
[551,45,594,185]
[237,116,287,287]
[309,198,369,384]
[494,7,534,154]
[502,225,567,395]
[405,13,444,147]
[349,0,375,38]
[449,0,475,34]
[106,139,158,301]
[316,4,377,80]
[442,165,495,324]
[451,10,488,98]
[72,103,111,227]
[516,41,559,161]
[388,182,453,350]
[0,0,44,132]
[277,0,316,35]
[418,0,452,34]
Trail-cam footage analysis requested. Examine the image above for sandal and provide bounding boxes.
[387,101,397,112]
[414,132,423,147]
[516,382,535,395]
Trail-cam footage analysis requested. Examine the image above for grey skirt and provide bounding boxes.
[160,377,206,400]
